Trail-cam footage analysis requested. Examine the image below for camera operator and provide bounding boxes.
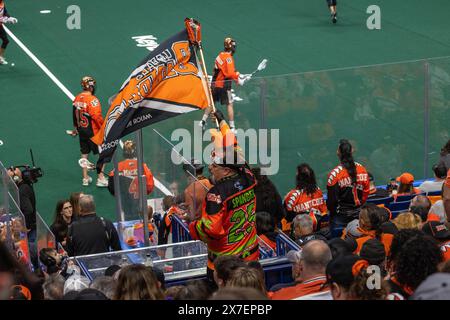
[7,167,36,242]
[39,248,79,279]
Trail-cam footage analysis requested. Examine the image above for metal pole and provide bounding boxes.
[136,129,150,247]
[423,61,430,179]
[112,151,124,222]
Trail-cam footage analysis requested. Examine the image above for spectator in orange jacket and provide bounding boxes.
[327,139,370,237]
[270,240,332,300]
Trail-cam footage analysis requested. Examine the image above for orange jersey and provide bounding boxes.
[189,168,259,270]
[284,188,327,215]
[108,159,154,196]
[270,276,330,300]
[441,240,450,262]
[326,162,370,216]
[72,91,103,138]
[211,51,240,89]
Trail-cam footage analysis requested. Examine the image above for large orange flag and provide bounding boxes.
[92,27,208,168]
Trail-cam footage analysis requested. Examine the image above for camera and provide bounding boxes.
[10,149,43,184]
[21,165,43,184]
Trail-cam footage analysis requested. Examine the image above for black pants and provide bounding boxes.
[0,25,9,49]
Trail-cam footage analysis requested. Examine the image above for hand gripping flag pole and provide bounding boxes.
[184,18,219,129]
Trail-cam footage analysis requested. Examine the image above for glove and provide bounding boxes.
[214,110,225,123]
[7,17,18,24]
[237,73,252,86]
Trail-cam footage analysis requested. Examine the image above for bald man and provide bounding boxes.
[270,240,333,300]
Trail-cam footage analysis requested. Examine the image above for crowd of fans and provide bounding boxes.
[0,138,450,300]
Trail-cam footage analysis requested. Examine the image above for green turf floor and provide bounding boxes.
[0,0,449,224]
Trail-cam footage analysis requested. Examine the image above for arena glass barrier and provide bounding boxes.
[428,56,450,177]
[36,211,56,254]
[134,57,449,208]
[0,160,32,268]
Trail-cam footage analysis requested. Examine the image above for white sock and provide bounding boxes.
[201,113,209,122]
[229,120,235,128]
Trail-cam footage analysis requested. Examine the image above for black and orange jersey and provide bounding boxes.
[108,159,154,196]
[326,162,370,217]
[211,51,240,89]
[189,168,259,270]
[284,188,327,218]
[72,91,103,138]
[441,240,450,262]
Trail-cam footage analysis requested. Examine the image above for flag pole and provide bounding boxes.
[185,18,219,128]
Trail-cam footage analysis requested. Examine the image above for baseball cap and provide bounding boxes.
[412,273,450,300]
[359,239,386,265]
[63,275,90,295]
[104,264,121,277]
[328,238,357,259]
[345,219,362,238]
[70,288,109,300]
[326,255,368,288]
[422,221,450,240]
[9,285,31,300]
[396,172,414,185]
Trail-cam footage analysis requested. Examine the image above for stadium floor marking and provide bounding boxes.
[3,25,75,100]
[4,25,172,196]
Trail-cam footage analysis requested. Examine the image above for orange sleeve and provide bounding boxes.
[361,172,370,204]
[143,164,154,194]
[189,191,226,242]
[88,97,104,128]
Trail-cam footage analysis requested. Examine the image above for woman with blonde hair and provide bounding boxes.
[113,264,164,300]
[392,212,422,230]
[226,267,267,295]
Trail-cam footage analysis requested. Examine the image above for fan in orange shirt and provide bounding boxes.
[71,76,108,187]
[283,163,328,233]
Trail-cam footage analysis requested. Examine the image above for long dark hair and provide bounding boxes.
[440,139,450,156]
[360,203,386,240]
[296,163,318,195]
[251,167,278,211]
[338,139,357,185]
[52,199,70,226]
[69,192,82,218]
[256,211,275,235]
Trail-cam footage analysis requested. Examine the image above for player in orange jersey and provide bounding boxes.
[71,76,108,187]
[0,0,18,65]
[200,37,251,132]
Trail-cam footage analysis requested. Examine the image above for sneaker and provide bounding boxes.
[0,57,8,65]
[96,177,108,187]
[82,176,92,186]
[332,13,337,24]
[230,127,237,134]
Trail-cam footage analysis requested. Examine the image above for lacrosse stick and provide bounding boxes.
[250,59,268,76]
[78,158,95,171]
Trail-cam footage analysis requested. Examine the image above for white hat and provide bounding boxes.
[63,275,90,295]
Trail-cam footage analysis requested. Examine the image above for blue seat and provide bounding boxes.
[394,194,417,202]
[388,200,411,212]
[426,190,442,196]
[366,196,393,206]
